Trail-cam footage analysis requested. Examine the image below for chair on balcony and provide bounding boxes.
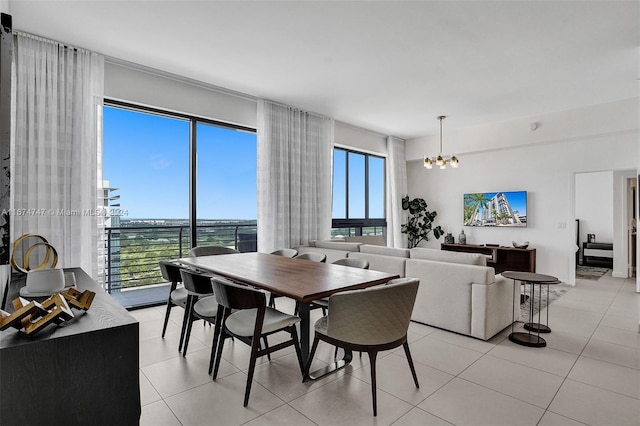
[303,278,420,416]
[179,269,218,357]
[159,261,188,342]
[210,277,305,407]
[188,246,239,257]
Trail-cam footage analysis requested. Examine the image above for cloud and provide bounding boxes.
[150,154,170,170]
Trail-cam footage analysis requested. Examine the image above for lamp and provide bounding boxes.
[424,116,458,169]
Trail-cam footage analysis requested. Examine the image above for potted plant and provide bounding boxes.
[400,195,444,248]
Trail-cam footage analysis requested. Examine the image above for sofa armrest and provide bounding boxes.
[470,274,519,340]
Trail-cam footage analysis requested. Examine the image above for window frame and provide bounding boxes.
[331,147,386,234]
[104,99,256,245]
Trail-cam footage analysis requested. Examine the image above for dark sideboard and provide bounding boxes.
[0,267,140,425]
[441,243,536,274]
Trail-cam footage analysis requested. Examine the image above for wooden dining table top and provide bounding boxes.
[177,252,399,303]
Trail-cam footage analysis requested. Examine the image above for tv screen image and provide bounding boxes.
[464,191,527,227]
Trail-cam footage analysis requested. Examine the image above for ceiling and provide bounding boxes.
[5,0,639,139]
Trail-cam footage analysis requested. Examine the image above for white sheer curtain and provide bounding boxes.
[11,33,104,280]
[257,99,333,253]
[385,136,408,248]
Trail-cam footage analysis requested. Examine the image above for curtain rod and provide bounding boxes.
[14,29,94,54]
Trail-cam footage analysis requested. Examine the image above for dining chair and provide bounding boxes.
[179,269,217,357]
[268,250,326,309]
[210,277,305,407]
[158,261,188,340]
[270,248,298,258]
[294,252,327,263]
[188,245,240,257]
[309,257,370,315]
[303,277,420,416]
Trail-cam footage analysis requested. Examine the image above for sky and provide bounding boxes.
[103,106,257,220]
[104,105,385,221]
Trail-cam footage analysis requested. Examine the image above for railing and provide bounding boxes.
[104,223,257,293]
[330,226,385,238]
[104,222,384,294]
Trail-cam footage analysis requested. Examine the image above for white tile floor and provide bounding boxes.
[132,272,639,426]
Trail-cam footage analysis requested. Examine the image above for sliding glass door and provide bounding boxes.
[195,122,257,250]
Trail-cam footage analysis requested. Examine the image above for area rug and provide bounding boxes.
[576,265,609,280]
[519,283,571,322]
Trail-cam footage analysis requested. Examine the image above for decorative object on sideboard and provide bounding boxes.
[423,115,459,169]
[458,229,467,244]
[512,241,529,249]
[587,233,596,243]
[444,233,454,244]
[400,196,443,248]
[10,233,58,273]
[0,288,95,336]
[19,268,65,297]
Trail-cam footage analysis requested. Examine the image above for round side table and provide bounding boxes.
[502,271,559,348]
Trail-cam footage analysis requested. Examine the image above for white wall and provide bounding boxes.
[105,60,389,157]
[406,99,639,284]
[105,60,258,129]
[576,171,614,252]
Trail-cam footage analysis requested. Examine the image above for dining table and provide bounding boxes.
[176,252,399,377]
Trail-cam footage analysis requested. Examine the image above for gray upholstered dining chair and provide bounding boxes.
[179,269,218,356]
[210,277,305,407]
[294,252,327,263]
[159,261,188,341]
[268,248,299,308]
[188,246,239,257]
[303,277,420,416]
[270,248,298,258]
[310,257,370,315]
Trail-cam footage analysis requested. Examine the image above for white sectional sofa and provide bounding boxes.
[293,241,519,340]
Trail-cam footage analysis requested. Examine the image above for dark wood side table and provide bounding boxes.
[501,271,559,348]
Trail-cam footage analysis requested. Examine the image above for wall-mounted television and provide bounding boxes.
[464,191,527,227]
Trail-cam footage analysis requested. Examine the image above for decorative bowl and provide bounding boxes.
[512,241,529,249]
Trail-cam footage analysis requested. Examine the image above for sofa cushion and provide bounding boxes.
[314,240,362,252]
[359,244,410,258]
[410,247,486,266]
[344,235,386,246]
[348,252,406,277]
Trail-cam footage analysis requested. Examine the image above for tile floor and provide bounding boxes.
[132,272,639,426]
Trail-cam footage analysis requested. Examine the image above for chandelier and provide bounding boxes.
[424,116,459,169]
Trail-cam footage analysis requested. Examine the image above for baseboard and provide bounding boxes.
[612,271,629,279]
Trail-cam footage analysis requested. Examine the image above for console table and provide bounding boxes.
[0,267,140,425]
[441,243,536,273]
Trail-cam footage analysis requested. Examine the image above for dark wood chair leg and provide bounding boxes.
[244,331,262,407]
[161,300,173,338]
[178,295,194,353]
[290,326,305,376]
[262,336,271,361]
[368,351,378,416]
[402,341,420,388]
[209,305,225,375]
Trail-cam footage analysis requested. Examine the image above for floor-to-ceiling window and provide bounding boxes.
[103,101,256,308]
[331,147,386,237]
